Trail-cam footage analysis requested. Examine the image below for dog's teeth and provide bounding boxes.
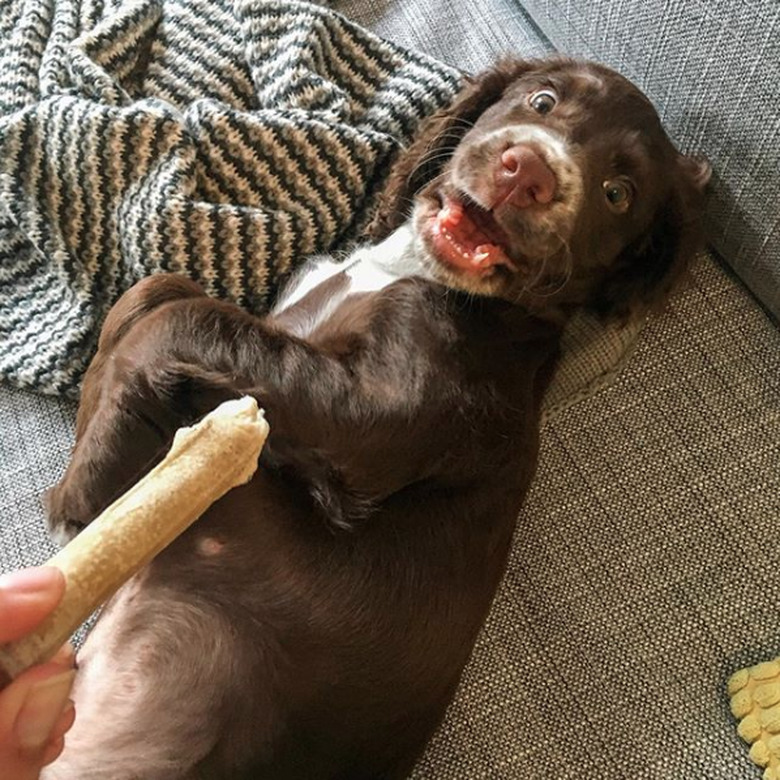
[473,245,492,265]
[438,223,480,264]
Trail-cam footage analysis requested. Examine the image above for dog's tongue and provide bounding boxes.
[432,198,516,275]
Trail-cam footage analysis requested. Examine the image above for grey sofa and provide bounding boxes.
[2,1,779,778]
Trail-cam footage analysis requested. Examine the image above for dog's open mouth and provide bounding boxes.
[431,196,518,276]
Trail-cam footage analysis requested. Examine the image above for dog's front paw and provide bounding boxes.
[46,515,87,548]
[43,483,95,548]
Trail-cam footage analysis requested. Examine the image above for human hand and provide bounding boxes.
[0,567,76,780]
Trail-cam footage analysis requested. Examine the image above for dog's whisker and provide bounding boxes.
[406,148,458,186]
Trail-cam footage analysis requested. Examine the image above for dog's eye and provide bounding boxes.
[603,179,633,212]
[529,89,557,115]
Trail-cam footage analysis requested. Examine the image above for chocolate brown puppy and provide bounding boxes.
[44,58,709,780]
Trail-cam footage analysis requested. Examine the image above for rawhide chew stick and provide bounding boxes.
[0,396,269,688]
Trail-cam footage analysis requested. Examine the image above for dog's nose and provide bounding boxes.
[496,145,556,208]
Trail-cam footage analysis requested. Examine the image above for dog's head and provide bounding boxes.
[372,58,711,319]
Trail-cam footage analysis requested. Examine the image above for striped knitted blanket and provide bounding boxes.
[0,0,461,395]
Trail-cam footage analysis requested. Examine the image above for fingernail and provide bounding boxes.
[0,567,63,595]
[51,642,76,668]
[15,670,76,752]
[50,699,77,740]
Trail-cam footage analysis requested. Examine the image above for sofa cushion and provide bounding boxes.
[330,0,553,70]
[515,0,780,320]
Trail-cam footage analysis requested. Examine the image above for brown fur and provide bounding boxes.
[44,58,709,780]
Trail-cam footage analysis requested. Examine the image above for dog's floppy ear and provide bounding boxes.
[368,59,537,241]
[592,154,712,322]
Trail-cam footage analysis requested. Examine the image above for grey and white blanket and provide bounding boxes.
[0,0,461,395]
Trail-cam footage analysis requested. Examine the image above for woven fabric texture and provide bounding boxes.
[515,0,780,320]
[541,309,644,423]
[0,387,72,573]
[0,0,461,395]
[328,0,553,70]
[411,250,780,779]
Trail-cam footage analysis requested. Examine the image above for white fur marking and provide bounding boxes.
[485,124,570,166]
[273,225,430,338]
[49,523,75,550]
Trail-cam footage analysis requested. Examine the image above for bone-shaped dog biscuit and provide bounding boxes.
[0,396,269,687]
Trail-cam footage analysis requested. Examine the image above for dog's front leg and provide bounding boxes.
[47,277,465,540]
[46,276,210,544]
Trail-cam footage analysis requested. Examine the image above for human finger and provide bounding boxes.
[0,568,65,644]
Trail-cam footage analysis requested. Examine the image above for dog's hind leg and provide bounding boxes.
[42,578,261,780]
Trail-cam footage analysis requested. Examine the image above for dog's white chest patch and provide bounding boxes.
[282,254,400,309]
[272,225,427,337]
